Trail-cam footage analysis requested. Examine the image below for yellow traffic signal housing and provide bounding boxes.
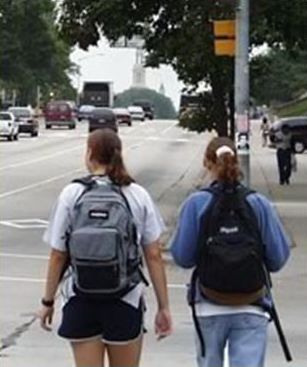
[213,20,236,38]
[213,20,236,56]
[214,39,236,56]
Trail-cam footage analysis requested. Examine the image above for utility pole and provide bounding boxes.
[234,0,250,186]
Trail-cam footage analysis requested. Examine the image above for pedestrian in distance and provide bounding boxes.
[275,124,292,185]
[38,128,172,367]
[171,136,291,367]
[260,116,270,147]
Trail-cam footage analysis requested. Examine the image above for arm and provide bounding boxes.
[43,249,68,302]
[143,240,172,338]
[249,194,291,272]
[171,193,212,268]
[143,240,169,310]
[38,249,68,331]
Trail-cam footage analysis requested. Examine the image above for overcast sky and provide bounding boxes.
[70,38,183,109]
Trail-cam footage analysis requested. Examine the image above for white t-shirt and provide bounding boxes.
[43,179,165,308]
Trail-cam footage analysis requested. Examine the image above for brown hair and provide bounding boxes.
[205,137,241,184]
[87,129,135,186]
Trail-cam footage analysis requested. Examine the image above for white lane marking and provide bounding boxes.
[0,168,83,199]
[161,121,178,135]
[0,276,45,283]
[0,145,82,171]
[0,252,48,260]
[0,142,141,199]
[0,219,48,229]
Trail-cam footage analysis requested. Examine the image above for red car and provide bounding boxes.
[44,101,77,129]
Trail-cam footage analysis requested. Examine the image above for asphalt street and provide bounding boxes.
[0,119,306,367]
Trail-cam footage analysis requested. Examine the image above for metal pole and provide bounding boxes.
[234,0,250,186]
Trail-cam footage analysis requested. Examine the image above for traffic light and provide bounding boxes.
[213,20,236,56]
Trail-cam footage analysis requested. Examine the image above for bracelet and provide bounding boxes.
[41,298,54,307]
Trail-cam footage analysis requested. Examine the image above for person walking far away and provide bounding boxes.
[260,116,270,147]
[38,129,172,367]
[275,124,292,185]
[171,137,291,367]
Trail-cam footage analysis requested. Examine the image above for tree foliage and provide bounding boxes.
[58,0,307,135]
[114,87,177,119]
[251,49,307,104]
[0,0,75,106]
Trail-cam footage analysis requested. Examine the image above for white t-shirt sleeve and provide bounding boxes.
[43,184,83,251]
[139,187,166,247]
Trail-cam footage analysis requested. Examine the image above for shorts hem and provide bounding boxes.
[63,334,102,343]
[102,331,143,345]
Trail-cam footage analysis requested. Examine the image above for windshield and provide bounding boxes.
[9,108,31,118]
[0,113,11,120]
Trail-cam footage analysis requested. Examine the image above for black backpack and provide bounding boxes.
[190,182,292,361]
[196,182,265,305]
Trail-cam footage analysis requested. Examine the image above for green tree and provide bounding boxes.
[114,87,177,119]
[58,0,307,135]
[251,49,307,104]
[0,0,75,105]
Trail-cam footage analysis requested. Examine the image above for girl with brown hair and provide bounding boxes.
[38,128,172,367]
[171,136,290,367]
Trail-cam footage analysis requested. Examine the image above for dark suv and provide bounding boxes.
[269,117,307,153]
[88,108,118,133]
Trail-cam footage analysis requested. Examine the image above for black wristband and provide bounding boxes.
[41,298,54,307]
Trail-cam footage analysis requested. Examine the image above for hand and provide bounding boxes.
[155,307,172,340]
[38,306,54,331]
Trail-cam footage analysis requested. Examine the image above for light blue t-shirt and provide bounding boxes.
[171,186,291,316]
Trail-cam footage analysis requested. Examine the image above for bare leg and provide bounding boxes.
[71,339,105,367]
[107,335,143,367]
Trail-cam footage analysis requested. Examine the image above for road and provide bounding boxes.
[0,119,306,367]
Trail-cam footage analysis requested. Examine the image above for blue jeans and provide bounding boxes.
[196,313,269,367]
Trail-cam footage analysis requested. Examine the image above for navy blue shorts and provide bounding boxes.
[58,296,144,343]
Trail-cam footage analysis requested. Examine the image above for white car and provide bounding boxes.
[128,106,145,121]
[0,111,19,141]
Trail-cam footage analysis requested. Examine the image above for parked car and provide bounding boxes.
[78,105,95,121]
[128,106,145,121]
[113,108,132,126]
[0,111,19,141]
[9,106,39,137]
[133,100,154,120]
[44,101,77,129]
[88,108,118,133]
[269,116,307,153]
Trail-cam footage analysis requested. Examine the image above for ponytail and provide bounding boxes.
[205,137,241,184]
[87,129,135,186]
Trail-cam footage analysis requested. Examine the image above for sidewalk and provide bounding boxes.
[248,120,307,366]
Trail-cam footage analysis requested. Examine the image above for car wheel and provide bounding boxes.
[31,131,38,137]
[46,124,51,129]
[7,134,13,141]
[13,133,19,141]
[128,122,132,126]
[293,141,305,154]
[69,125,76,130]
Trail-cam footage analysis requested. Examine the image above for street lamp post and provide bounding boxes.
[234,0,250,187]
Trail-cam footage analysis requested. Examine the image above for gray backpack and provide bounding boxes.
[67,176,144,298]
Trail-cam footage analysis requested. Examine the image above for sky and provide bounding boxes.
[70,38,184,110]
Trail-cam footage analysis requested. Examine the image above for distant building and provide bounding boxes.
[132,49,146,87]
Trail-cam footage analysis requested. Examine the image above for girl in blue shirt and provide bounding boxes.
[171,136,290,367]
